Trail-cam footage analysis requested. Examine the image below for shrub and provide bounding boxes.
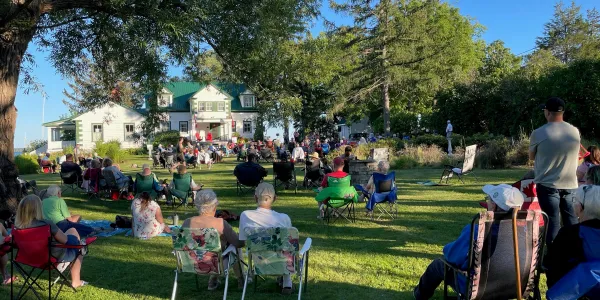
[15,154,40,175]
[328,139,401,160]
[152,130,181,148]
[126,147,148,155]
[392,145,446,169]
[412,134,448,148]
[63,145,74,155]
[94,140,126,163]
[476,138,511,169]
[507,137,530,166]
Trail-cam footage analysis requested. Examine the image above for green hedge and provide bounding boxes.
[15,154,40,175]
[94,140,127,163]
[152,130,181,148]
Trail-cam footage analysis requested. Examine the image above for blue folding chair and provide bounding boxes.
[547,261,600,300]
[357,172,397,221]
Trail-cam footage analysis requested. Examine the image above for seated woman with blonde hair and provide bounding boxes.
[131,192,171,239]
[182,189,245,290]
[15,195,87,288]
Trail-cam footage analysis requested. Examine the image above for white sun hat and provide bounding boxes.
[482,184,525,211]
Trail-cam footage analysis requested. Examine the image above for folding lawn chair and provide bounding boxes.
[164,153,175,169]
[440,144,478,184]
[442,210,548,300]
[303,159,323,189]
[84,168,103,200]
[37,158,51,174]
[135,173,158,200]
[273,162,298,194]
[361,171,398,221]
[317,175,358,224]
[546,261,600,300]
[241,227,312,300]
[10,225,97,300]
[170,227,242,300]
[235,165,264,196]
[101,169,128,200]
[259,148,274,163]
[59,171,83,194]
[170,173,194,209]
[152,153,163,169]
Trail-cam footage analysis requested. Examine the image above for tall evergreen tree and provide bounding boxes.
[536,1,588,63]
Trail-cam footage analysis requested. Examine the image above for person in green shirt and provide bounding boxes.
[42,185,94,236]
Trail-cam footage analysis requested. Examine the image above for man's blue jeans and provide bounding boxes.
[536,184,578,245]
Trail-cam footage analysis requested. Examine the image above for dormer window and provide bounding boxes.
[158,94,172,107]
[242,95,256,108]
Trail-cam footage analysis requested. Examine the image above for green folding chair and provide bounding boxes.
[316,175,358,224]
[171,173,193,209]
[135,173,158,199]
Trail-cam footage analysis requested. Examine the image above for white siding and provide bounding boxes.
[166,112,191,137]
[190,84,230,120]
[74,103,145,149]
[231,112,258,139]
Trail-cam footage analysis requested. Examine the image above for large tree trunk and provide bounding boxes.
[0,28,36,214]
[283,118,290,144]
[382,81,391,137]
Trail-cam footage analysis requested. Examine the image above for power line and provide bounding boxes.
[515,47,538,57]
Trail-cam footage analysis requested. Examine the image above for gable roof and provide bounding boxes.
[42,102,144,127]
[158,82,258,112]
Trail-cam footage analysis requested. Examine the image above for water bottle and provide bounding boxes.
[173,214,179,226]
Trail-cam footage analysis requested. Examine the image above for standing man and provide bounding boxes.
[529,97,580,246]
[445,120,453,155]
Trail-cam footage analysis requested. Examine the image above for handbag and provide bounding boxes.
[115,215,132,228]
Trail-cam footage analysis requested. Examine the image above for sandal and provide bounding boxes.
[72,281,88,288]
[2,276,17,285]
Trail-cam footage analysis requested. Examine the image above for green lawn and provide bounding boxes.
[1,156,540,299]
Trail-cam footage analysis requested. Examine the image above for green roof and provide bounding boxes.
[159,82,258,112]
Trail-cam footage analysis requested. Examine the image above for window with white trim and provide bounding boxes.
[205,102,213,111]
[242,95,255,108]
[124,123,135,141]
[179,121,188,133]
[92,124,103,141]
[218,102,225,111]
[198,102,205,111]
[243,121,252,133]
[160,122,171,132]
[51,128,62,142]
[158,94,172,107]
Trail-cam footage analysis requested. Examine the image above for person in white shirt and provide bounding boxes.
[238,182,293,294]
[446,120,453,155]
[291,143,305,162]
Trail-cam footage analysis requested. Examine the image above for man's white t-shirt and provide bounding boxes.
[238,207,292,240]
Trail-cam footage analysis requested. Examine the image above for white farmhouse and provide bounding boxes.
[42,82,259,151]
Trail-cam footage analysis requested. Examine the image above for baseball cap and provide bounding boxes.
[481,184,524,211]
[539,97,565,112]
[255,182,275,201]
[333,157,345,166]
[142,164,150,169]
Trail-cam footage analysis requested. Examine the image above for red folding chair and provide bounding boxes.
[10,225,97,300]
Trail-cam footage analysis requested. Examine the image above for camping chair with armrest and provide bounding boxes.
[170,227,242,300]
[241,227,312,300]
[318,175,358,224]
[259,148,274,163]
[442,210,548,300]
[171,173,194,209]
[235,165,265,196]
[135,173,159,200]
[546,261,600,300]
[37,158,51,174]
[302,158,323,189]
[10,225,97,300]
[272,162,298,194]
[164,153,175,169]
[152,153,163,169]
[440,144,478,184]
[101,169,128,201]
[84,168,103,200]
[365,172,398,221]
[59,171,83,194]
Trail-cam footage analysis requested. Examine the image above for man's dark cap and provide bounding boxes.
[539,97,565,112]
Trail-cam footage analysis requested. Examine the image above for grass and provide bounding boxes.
[0,156,540,299]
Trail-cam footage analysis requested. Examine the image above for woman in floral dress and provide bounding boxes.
[131,192,171,239]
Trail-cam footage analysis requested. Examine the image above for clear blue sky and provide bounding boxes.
[13,0,598,147]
